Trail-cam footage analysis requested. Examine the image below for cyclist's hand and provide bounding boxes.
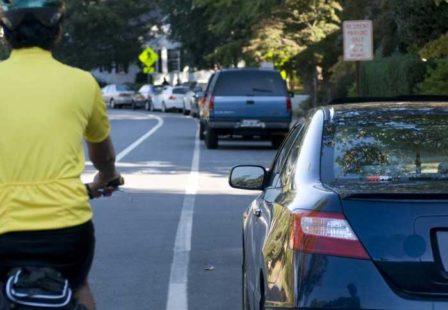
[88,171,123,198]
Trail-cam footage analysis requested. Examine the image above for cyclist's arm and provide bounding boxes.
[87,136,120,196]
[87,136,117,178]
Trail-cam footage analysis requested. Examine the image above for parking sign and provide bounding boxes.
[343,20,373,61]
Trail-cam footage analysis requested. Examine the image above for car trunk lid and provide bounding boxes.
[338,189,448,297]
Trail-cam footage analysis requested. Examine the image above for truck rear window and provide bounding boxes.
[213,71,287,97]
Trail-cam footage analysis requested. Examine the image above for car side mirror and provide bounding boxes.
[229,165,267,190]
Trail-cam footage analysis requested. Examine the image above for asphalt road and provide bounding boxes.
[83,109,276,309]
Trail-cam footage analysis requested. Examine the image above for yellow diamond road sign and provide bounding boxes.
[143,66,155,74]
[139,47,158,67]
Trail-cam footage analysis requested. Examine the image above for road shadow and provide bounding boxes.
[215,144,274,151]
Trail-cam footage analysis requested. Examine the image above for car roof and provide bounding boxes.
[218,67,278,73]
[323,96,448,114]
[329,96,448,105]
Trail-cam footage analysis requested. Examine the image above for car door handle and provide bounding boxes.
[253,208,262,217]
[246,100,255,105]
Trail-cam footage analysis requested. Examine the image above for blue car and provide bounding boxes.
[199,68,293,149]
[230,96,448,310]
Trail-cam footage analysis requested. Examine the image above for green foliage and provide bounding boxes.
[360,55,427,96]
[420,33,448,59]
[392,0,448,53]
[159,0,224,68]
[417,58,448,95]
[435,0,448,5]
[329,58,356,98]
[162,0,448,106]
[244,0,342,70]
[54,0,153,71]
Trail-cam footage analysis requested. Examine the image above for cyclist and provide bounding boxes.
[0,1,120,309]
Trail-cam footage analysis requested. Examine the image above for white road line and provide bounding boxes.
[116,115,164,162]
[166,122,200,310]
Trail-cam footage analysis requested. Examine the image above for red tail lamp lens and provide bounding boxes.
[290,212,369,259]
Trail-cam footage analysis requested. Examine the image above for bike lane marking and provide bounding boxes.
[115,114,164,162]
[166,122,200,310]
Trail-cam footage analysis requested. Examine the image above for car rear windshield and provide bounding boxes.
[321,106,448,186]
[116,84,131,91]
[213,70,287,96]
[173,87,188,94]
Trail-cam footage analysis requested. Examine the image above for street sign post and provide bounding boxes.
[343,20,373,96]
[138,47,159,79]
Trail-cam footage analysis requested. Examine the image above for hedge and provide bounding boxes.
[359,55,428,96]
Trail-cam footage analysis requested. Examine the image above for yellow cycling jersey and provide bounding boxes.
[0,48,111,234]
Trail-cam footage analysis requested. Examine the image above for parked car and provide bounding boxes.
[153,86,189,112]
[137,84,164,111]
[230,96,448,310]
[131,92,146,110]
[102,84,135,109]
[197,75,215,120]
[199,68,292,149]
[183,86,204,116]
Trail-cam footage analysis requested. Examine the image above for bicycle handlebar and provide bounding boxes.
[105,176,125,188]
[85,176,124,199]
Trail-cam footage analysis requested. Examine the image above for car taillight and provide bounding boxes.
[198,97,205,108]
[290,211,369,259]
[286,97,292,113]
[169,95,176,100]
[208,96,214,112]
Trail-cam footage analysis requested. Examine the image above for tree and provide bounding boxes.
[158,0,225,68]
[54,0,155,71]
[391,0,448,53]
[417,59,448,95]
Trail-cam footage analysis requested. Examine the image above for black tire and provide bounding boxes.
[131,101,136,110]
[110,99,116,109]
[242,237,250,310]
[183,105,189,115]
[243,268,250,310]
[259,275,265,310]
[199,122,205,140]
[271,135,284,149]
[144,100,151,111]
[205,126,218,149]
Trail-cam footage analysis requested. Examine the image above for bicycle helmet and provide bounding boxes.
[0,0,65,30]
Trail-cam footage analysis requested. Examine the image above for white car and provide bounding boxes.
[137,84,164,111]
[183,90,195,115]
[153,86,189,112]
[183,87,204,116]
[102,84,135,109]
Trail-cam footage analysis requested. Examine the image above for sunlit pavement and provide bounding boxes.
[83,109,276,309]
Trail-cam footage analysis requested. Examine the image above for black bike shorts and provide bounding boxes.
[0,221,95,290]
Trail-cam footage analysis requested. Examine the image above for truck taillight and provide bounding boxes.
[169,95,176,100]
[208,96,215,112]
[290,211,369,259]
[286,97,292,113]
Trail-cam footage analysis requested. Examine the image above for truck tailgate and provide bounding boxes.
[212,96,290,121]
